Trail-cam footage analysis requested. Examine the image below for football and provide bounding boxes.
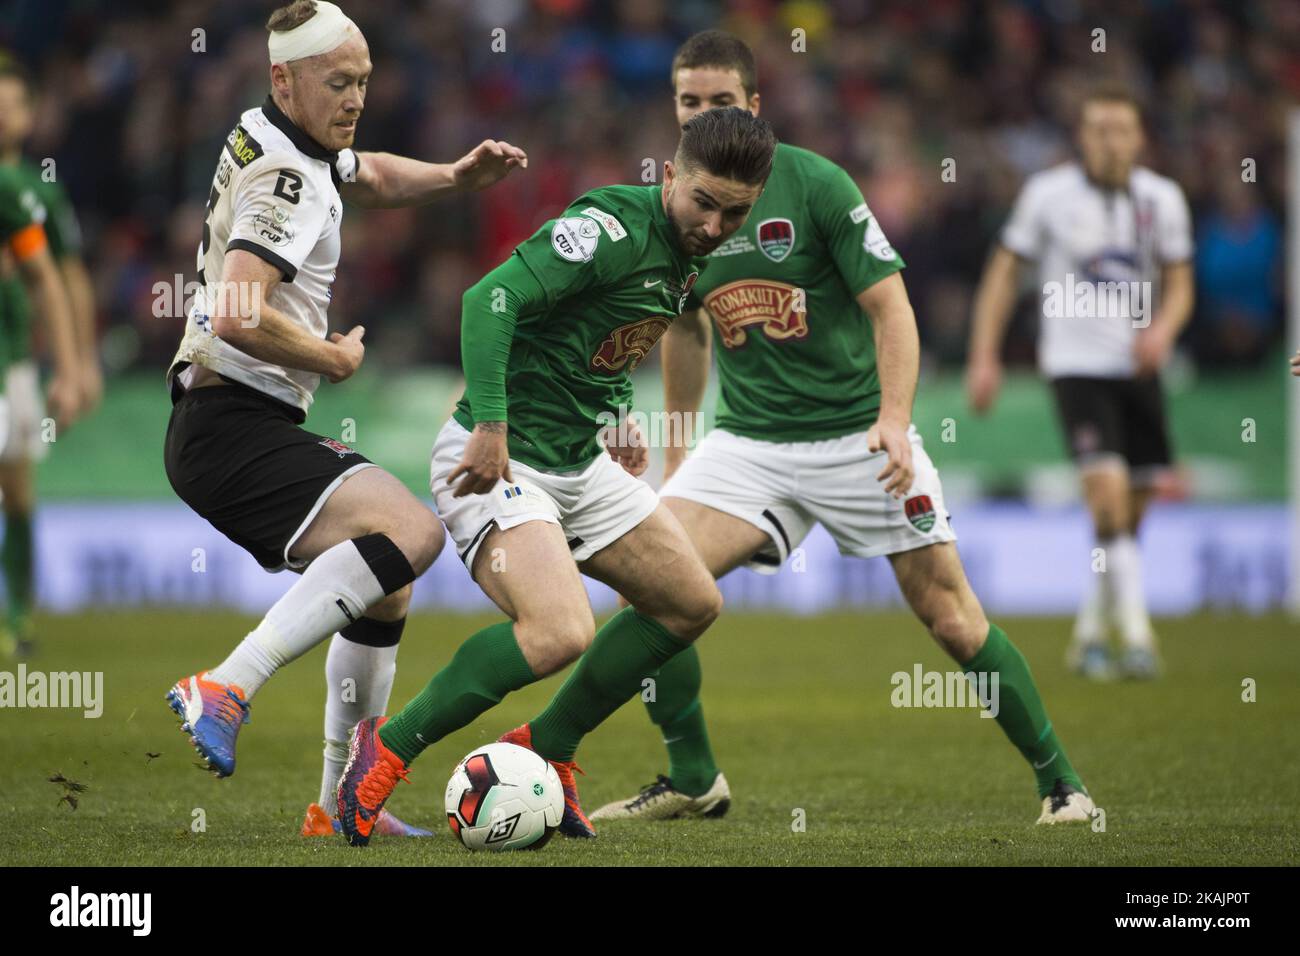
[444,743,563,851]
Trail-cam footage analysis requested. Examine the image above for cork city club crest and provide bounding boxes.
[757,218,795,262]
[904,494,936,533]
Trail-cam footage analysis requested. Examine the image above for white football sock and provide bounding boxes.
[208,539,393,697]
[1073,559,1110,646]
[1106,534,1155,650]
[318,632,399,815]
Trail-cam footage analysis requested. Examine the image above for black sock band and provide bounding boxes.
[340,615,406,648]
[351,533,417,595]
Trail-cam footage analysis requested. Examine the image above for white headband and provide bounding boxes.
[268,1,358,64]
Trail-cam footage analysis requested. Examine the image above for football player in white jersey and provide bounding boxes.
[162,0,527,837]
[967,86,1195,680]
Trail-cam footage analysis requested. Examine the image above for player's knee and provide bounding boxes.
[666,579,723,641]
[517,610,596,676]
[1087,491,1129,538]
[1092,512,1125,539]
[369,584,412,620]
[384,507,444,575]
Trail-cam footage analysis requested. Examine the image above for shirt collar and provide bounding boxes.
[262,95,339,164]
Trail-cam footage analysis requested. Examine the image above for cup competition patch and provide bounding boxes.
[552,216,601,262]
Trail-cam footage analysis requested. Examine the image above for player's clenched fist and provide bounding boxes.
[326,325,365,383]
[1290,349,1300,377]
[448,421,514,497]
[601,419,650,477]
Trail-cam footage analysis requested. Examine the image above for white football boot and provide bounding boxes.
[590,772,731,821]
[1036,780,1095,825]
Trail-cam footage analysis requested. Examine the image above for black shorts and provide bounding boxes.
[163,380,374,570]
[1049,376,1173,482]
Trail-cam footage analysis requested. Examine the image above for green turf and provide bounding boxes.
[0,610,1296,866]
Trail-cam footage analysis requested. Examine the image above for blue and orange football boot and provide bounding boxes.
[300,801,431,838]
[336,716,412,846]
[498,724,595,838]
[166,671,250,778]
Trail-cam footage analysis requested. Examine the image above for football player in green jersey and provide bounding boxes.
[587,31,1093,826]
[0,56,98,658]
[337,106,777,845]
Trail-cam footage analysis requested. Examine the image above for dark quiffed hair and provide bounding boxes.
[0,51,32,93]
[267,0,320,32]
[676,106,776,187]
[1080,81,1144,124]
[671,30,758,99]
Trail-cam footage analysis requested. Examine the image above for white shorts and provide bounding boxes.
[0,361,46,463]
[431,417,660,570]
[660,425,956,573]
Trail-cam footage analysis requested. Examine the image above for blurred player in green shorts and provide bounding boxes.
[0,56,98,658]
[590,31,1092,825]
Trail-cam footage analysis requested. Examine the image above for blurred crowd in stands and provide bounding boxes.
[2,0,1293,375]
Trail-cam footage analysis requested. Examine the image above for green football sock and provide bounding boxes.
[645,644,719,797]
[961,623,1086,798]
[2,512,33,633]
[531,606,691,763]
[379,621,535,765]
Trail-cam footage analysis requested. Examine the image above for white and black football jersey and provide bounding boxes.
[1001,162,1193,379]
[168,96,358,411]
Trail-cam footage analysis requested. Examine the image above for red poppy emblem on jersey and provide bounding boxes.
[665,271,701,312]
[904,494,936,533]
[757,218,795,262]
[680,270,699,302]
[318,438,355,458]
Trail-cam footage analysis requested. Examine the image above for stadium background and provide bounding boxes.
[0,0,1297,872]
[1,0,1293,615]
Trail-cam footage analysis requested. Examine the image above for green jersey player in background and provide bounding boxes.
[590,31,1093,826]
[0,55,92,659]
[336,107,776,845]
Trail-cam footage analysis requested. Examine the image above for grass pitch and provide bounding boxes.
[1,609,1296,866]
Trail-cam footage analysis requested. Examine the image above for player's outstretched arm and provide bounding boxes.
[859,272,919,498]
[209,249,364,383]
[966,245,1024,414]
[343,140,528,209]
[660,308,711,480]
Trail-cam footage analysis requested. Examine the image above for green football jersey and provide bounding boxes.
[686,143,905,442]
[0,159,81,361]
[0,162,53,371]
[454,184,709,471]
